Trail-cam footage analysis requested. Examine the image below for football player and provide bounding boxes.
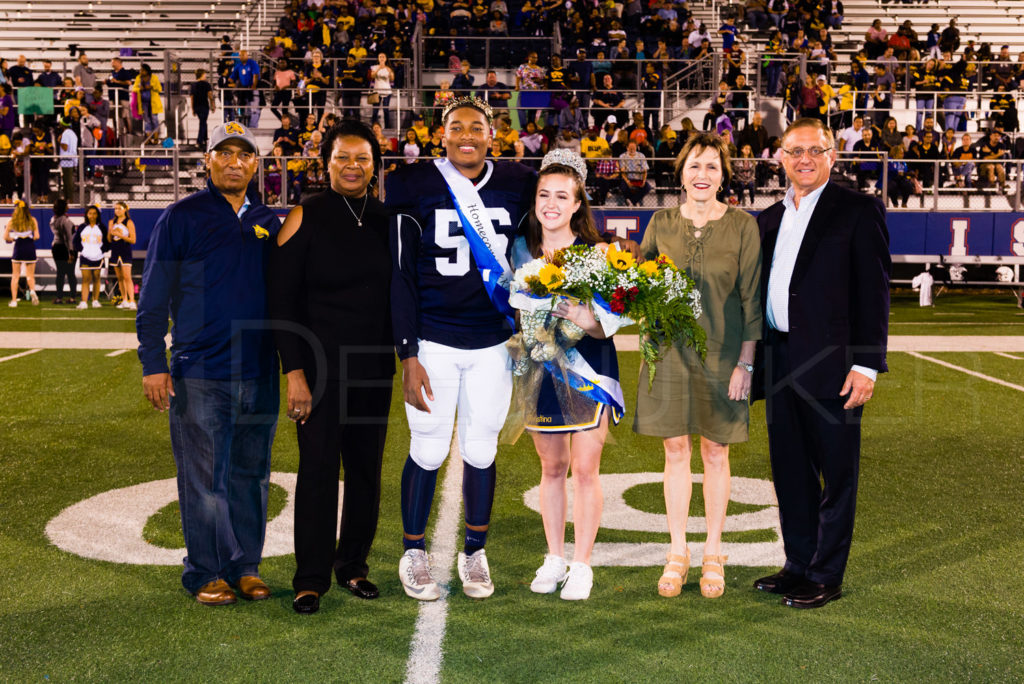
[387,97,535,600]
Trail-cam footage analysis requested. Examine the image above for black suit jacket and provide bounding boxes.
[752,182,891,401]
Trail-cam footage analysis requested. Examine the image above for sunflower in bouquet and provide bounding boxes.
[598,243,708,389]
[508,242,706,388]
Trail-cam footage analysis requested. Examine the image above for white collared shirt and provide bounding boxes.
[766,181,877,381]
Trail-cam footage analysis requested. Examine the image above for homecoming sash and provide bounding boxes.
[547,349,625,423]
[508,290,627,420]
[435,158,515,325]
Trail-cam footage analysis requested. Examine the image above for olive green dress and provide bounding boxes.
[633,205,762,444]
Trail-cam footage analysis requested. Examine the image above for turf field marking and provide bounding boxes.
[906,352,1024,393]
[105,349,131,357]
[404,437,463,684]
[0,348,41,363]
[45,473,340,564]
[523,472,785,567]
[0,317,135,321]
[994,352,1023,360]
[888,322,1024,326]
[0,331,168,349]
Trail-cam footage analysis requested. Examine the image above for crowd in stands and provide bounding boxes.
[0,52,160,204]
[1,0,1023,206]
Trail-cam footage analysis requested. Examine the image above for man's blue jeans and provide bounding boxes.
[169,374,279,593]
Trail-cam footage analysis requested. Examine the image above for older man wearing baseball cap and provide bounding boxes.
[137,121,283,606]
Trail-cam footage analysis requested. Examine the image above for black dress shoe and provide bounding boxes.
[753,569,805,595]
[293,591,320,614]
[782,582,842,609]
[343,577,379,600]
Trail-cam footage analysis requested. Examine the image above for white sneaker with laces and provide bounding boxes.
[398,548,440,601]
[530,554,568,594]
[8,299,16,308]
[458,549,494,598]
[116,301,128,309]
[76,301,88,310]
[29,291,38,305]
[91,300,101,308]
[128,302,137,310]
[560,562,593,601]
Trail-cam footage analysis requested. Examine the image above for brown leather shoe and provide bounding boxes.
[235,575,271,601]
[194,579,237,606]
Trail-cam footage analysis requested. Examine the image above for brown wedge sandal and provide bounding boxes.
[657,549,691,597]
[700,554,728,598]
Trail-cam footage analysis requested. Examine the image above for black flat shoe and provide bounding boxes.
[293,591,320,614]
[343,577,379,600]
[753,569,805,595]
[782,582,842,609]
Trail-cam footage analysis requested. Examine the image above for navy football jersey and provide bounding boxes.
[387,160,538,359]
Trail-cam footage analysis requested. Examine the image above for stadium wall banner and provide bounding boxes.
[3,208,1024,259]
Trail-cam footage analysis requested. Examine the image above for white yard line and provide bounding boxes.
[889,322,1024,326]
[1,317,134,321]
[887,336,1024,352]
[404,436,464,684]
[0,332,167,350]
[906,352,1024,393]
[105,349,131,357]
[0,348,42,363]
[994,352,1023,360]
[610,335,1024,353]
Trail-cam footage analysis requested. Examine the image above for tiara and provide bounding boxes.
[540,149,588,184]
[440,96,494,126]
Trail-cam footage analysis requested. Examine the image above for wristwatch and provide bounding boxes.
[736,361,754,373]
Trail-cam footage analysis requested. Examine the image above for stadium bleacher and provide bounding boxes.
[0,0,1021,215]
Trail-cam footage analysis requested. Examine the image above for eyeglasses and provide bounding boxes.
[211,149,256,163]
[781,146,832,159]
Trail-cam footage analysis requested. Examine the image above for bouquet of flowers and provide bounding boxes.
[509,243,706,389]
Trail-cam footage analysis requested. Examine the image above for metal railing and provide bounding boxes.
[4,150,1023,213]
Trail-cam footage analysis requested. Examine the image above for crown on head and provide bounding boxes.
[441,96,494,126]
[540,149,588,184]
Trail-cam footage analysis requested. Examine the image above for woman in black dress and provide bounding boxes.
[269,120,394,615]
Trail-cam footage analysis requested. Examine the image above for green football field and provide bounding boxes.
[1,293,1023,682]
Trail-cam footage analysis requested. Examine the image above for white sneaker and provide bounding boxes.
[128,302,137,310]
[530,554,568,594]
[29,291,38,305]
[116,300,128,309]
[398,549,440,601]
[7,299,16,308]
[560,562,593,601]
[76,301,88,310]
[457,549,494,598]
[91,300,101,308]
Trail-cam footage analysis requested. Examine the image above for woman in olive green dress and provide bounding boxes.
[634,132,762,599]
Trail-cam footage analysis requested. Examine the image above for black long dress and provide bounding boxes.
[269,188,395,595]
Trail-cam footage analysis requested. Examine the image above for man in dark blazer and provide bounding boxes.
[751,118,891,609]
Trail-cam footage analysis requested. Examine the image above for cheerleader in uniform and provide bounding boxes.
[108,202,137,309]
[73,205,108,309]
[515,150,623,601]
[3,200,40,306]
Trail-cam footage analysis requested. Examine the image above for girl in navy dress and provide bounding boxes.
[73,205,107,309]
[515,150,621,601]
[107,201,137,309]
[3,199,39,306]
